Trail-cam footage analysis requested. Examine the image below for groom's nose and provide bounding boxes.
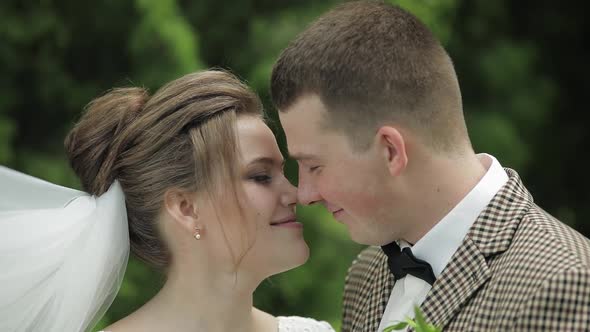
[297,172,322,206]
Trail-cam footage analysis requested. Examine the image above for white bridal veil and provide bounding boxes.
[0,166,129,332]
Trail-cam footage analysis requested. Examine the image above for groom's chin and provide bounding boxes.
[345,227,386,246]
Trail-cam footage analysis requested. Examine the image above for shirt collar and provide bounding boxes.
[408,153,508,277]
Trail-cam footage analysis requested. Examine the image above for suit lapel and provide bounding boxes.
[419,236,490,330]
[418,168,534,330]
[354,249,394,331]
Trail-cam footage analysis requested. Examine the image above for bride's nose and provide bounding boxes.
[280,179,297,208]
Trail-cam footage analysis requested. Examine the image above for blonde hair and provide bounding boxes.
[65,70,263,269]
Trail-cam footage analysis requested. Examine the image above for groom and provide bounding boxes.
[270,1,590,331]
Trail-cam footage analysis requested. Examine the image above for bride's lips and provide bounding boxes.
[270,216,302,228]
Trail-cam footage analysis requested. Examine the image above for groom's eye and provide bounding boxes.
[309,166,320,173]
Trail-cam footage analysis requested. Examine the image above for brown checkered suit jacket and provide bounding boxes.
[341,169,590,331]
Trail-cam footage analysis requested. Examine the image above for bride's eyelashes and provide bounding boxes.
[249,173,272,184]
[246,168,274,185]
[246,162,289,185]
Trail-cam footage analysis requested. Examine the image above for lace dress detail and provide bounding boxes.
[277,316,335,332]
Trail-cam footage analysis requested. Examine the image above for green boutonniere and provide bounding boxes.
[383,306,442,332]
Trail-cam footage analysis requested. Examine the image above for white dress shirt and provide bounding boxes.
[377,154,509,332]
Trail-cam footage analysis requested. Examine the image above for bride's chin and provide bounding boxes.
[272,242,310,275]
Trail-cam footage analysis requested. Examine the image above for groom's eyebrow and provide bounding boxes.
[289,152,317,161]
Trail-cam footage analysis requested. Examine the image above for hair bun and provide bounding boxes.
[65,87,149,195]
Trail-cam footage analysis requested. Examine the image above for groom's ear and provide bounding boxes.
[163,188,200,234]
[376,125,408,177]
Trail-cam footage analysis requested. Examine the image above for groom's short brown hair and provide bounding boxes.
[271,1,468,152]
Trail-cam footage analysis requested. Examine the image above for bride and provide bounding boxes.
[0,70,335,332]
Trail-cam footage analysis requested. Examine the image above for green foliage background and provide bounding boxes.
[1,1,588,331]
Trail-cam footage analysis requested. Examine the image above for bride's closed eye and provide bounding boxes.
[249,172,272,185]
[244,156,287,186]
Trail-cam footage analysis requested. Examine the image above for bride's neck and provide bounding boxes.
[130,261,266,332]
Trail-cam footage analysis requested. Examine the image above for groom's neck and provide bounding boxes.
[401,151,486,244]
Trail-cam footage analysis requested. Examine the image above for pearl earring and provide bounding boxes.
[194,227,202,240]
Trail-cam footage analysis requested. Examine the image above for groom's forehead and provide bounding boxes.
[279,95,326,121]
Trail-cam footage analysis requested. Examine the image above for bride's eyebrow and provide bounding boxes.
[247,157,285,168]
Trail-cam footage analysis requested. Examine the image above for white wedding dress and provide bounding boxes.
[99,316,335,332]
[277,316,335,331]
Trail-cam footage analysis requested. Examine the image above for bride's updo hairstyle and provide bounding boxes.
[64,70,263,269]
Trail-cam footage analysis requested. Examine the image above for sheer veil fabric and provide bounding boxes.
[0,166,129,332]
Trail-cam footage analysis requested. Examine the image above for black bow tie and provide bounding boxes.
[381,241,436,286]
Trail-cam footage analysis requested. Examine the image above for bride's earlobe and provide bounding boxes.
[163,189,201,235]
